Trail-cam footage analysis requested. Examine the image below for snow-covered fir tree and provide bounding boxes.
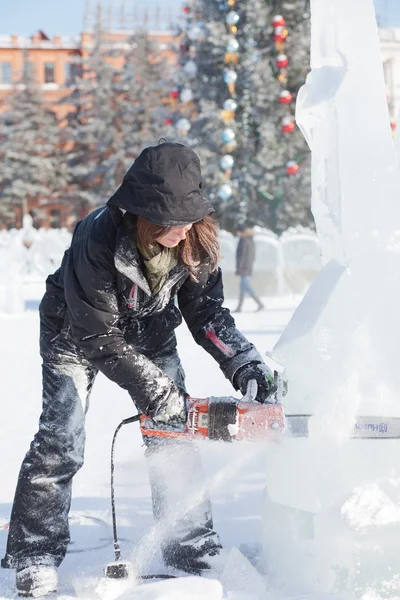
[61,4,124,209]
[62,6,173,209]
[0,57,67,228]
[171,0,312,233]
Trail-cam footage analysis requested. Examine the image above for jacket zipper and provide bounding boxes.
[127,283,138,309]
[205,325,233,356]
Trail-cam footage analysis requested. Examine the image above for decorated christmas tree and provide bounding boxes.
[169,0,312,232]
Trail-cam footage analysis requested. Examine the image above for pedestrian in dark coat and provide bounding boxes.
[234,224,264,312]
[2,143,276,596]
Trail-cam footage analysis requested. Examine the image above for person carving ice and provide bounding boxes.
[2,142,279,596]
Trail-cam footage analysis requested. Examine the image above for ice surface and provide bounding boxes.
[219,547,266,598]
[264,0,400,596]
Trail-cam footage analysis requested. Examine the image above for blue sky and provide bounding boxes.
[0,0,399,36]
[0,0,183,36]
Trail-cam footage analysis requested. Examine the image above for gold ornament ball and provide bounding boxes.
[225,52,239,65]
[221,109,235,122]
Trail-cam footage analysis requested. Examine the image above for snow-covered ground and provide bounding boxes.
[0,294,298,599]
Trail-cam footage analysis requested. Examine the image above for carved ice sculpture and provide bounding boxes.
[263,0,400,594]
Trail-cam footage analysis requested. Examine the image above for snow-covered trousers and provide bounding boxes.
[1,327,219,570]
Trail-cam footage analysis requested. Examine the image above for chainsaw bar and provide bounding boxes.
[286,415,400,439]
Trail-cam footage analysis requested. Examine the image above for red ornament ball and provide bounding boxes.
[282,117,295,133]
[183,5,190,13]
[286,160,299,175]
[279,90,292,104]
[273,26,288,42]
[164,119,173,126]
[170,88,179,100]
[272,15,286,27]
[276,54,289,69]
[390,120,397,131]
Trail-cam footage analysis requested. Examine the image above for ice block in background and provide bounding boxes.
[273,0,400,422]
[263,0,400,594]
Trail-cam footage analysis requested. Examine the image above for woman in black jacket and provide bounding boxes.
[2,142,277,596]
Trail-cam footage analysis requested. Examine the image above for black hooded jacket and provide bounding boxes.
[39,143,262,416]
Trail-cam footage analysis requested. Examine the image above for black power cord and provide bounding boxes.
[108,414,176,581]
[110,415,141,563]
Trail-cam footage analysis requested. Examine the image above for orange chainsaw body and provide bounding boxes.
[140,397,285,442]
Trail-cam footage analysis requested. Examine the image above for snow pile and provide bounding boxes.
[72,575,223,600]
[342,484,400,533]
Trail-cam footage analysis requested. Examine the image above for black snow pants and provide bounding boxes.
[1,326,219,570]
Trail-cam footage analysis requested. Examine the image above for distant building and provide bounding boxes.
[0,27,178,120]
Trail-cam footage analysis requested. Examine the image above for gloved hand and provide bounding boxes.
[234,361,278,404]
[149,385,187,430]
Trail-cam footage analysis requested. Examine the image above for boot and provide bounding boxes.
[254,297,264,312]
[163,530,224,574]
[16,565,58,597]
[233,296,244,313]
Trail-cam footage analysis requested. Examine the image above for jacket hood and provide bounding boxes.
[107,142,214,227]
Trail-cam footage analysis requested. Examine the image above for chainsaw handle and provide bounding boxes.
[243,379,258,402]
[242,370,285,404]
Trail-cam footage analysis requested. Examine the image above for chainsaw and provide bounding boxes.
[139,365,400,442]
[140,399,400,442]
[140,370,287,443]
[105,375,400,579]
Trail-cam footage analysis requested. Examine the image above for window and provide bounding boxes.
[44,62,55,83]
[0,62,11,84]
[64,62,81,84]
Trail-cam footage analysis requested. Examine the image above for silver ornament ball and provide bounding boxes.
[218,183,233,201]
[224,70,237,84]
[226,38,239,53]
[226,11,240,25]
[221,128,235,143]
[175,118,191,133]
[223,99,238,112]
[220,155,235,170]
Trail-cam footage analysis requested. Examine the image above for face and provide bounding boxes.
[156,224,193,248]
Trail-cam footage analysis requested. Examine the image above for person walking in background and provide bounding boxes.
[234,223,264,313]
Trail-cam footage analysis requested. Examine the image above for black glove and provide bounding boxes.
[148,385,187,430]
[234,361,278,404]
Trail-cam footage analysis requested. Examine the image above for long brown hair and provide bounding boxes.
[136,214,220,281]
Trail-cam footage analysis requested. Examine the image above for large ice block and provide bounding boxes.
[274,0,400,420]
[263,0,400,595]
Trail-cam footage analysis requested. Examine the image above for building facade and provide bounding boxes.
[0,28,177,119]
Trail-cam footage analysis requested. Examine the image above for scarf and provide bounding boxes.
[137,241,178,295]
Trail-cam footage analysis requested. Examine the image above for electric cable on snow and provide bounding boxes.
[105,414,176,580]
